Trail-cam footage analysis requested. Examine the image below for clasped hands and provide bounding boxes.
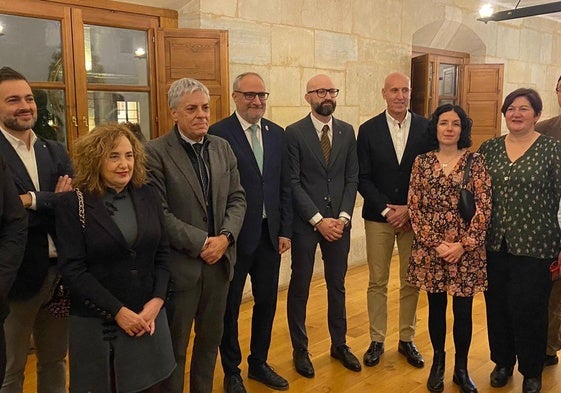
[436,241,465,264]
[385,204,411,231]
[115,297,164,337]
[316,217,345,242]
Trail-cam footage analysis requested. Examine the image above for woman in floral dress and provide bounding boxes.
[407,104,492,393]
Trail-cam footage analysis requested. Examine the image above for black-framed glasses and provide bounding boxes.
[234,91,269,101]
[307,88,340,98]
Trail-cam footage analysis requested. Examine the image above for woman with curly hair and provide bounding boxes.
[56,123,175,392]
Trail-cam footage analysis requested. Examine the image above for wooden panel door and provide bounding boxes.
[460,64,504,151]
[411,54,430,117]
[156,28,229,135]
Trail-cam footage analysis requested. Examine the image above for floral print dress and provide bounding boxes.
[406,150,492,296]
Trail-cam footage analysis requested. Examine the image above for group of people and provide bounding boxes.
[0,63,560,393]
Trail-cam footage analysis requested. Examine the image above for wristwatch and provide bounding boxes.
[220,230,234,246]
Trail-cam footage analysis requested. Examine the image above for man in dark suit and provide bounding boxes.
[286,74,360,378]
[209,72,292,393]
[0,67,73,393]
[357,71,430,370]
[0,155,27,387]
[536,74,561,368]
[146,77,246,393]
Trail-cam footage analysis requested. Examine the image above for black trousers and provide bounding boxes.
[287,228,350,350]
[484,248,552,377]
[220,222,281,376]
[427,292,473,361]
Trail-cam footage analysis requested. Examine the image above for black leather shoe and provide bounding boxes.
[330,344,362,372]
[293,348,314,378]
[224,374,247,393]
[544,354,558,367]
[398,340,425,368]
[363,341,384,367]
[489,365,513,388]
[453,368,478,393]
[427,351,445,393]
[248,363,288,391]
[522,376,542,393]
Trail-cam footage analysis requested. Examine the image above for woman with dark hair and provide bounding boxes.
[478,88,561,393]
[407,104,492,393]
[55,123,175,393]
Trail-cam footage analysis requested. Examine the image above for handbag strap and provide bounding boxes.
[75,188,85,231]
[462,153,474,188]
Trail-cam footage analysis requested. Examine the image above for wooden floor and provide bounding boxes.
[23,257,561,392]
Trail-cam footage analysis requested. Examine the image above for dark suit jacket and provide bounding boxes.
[285,114,358,233]
[536,114,561,140]
[209,113,292,254]
[0,133,72,300]
[145,127,246,290]
[0,156,27,319]
[55,185,170,319]
[357,110,430,222]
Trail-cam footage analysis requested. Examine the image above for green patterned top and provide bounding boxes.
[478,134,561,259]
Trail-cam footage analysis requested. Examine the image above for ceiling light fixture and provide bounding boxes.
[479,4,494,18]
[478,1,561,23]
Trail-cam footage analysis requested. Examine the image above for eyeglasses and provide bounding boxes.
[307,89,340,98]
[234,91,269,101]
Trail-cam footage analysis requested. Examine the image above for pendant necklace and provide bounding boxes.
[439,151,462,168]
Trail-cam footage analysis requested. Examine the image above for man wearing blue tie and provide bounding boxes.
[209,72,293,393]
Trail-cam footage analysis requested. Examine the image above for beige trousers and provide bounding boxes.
[365,220,419,343]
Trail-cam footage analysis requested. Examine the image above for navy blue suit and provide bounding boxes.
[209,113,292,374]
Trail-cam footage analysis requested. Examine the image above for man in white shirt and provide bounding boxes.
[0,67,72,393]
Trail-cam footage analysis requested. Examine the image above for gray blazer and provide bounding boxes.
[145,128,246,290]
[285,114,359,233]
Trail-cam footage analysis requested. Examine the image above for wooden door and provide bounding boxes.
[411,54,431,117]
[460,64,504,150]
[156,28,229,136]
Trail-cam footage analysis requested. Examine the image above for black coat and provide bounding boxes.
[55,185,170,319]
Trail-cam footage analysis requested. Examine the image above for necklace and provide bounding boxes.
[438,151,462,168]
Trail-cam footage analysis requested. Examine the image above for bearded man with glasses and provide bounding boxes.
[285,74,360,378]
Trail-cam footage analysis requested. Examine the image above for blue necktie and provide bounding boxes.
[250,125,263,173]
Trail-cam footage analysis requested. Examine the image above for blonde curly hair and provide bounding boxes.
[72,123,147,196]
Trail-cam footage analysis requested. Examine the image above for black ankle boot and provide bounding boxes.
[427,351,445,393]
[453,356,477,393]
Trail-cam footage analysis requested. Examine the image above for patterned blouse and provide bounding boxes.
[478,135,561,259]
[407,151,492,296]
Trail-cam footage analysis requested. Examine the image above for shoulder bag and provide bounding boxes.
[458,153,475,222]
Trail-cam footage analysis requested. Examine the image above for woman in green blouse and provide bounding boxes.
[478,88,561,393]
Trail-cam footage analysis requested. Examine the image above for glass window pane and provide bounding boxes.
[32,89,67,146]
[439,64,457,97]
[87,91,150,140]
[85,25,148,85]
[0,14,62,82]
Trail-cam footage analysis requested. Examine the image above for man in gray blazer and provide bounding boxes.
[536,74,561,368]
[146,78,246,393]
[285,74,360,378]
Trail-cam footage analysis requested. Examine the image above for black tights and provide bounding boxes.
[427,292,473,359]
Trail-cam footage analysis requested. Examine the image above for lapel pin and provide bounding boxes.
[265,125,269,131]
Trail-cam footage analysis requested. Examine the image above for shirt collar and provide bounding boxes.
[385,110,411,127]
[309,113,333,133]
[176,125,206,146]
[0,127,37,150]
[235,111,261,132]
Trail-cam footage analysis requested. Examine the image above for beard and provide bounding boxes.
[2,110,37,132]
[313,99,336,116]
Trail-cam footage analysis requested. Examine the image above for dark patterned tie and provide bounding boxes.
[321,124,331,163]
[193,143,209,199]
